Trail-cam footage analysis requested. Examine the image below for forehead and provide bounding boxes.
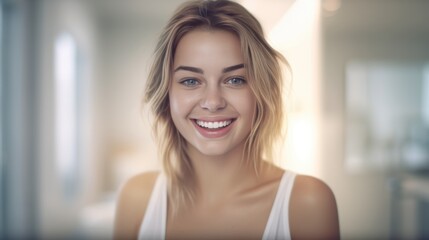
[173,29,244,69]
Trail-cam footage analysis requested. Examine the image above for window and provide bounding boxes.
[54,32,80,199]
[345,61,429,173]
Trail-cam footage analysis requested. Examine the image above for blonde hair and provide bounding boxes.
[144,0,288,213]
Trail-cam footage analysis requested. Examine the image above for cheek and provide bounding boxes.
[169,91,181,121]
[169,89,195,119]
[231,91,257,117]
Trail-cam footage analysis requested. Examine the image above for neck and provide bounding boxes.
[187,144,261,205]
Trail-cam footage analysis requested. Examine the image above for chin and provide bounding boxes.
[190,141,243,160]
[194,148,230,158]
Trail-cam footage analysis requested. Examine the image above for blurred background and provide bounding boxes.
[1,0,429,239]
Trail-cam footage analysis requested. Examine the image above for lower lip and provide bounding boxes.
[192,120,234,139]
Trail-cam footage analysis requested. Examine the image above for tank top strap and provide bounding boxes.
[262,170,297,240]
[138,174,167,240]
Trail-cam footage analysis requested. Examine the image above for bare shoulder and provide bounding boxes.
[291,175,336,204]
[289,175,340,239]
[118,171,160,199]
[113,171,160,240]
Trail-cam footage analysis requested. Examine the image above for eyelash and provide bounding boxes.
[225,76,246,86]
[179,78,200,87]
[178,76,247,87]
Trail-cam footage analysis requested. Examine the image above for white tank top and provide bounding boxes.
[138,171,296,240]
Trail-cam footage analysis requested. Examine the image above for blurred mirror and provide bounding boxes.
[345,61,429,173]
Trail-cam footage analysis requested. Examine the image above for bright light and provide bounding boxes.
[268,0,322,176]
[54,32,78,191]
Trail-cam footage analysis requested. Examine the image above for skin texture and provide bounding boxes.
[169,29,256,160]
[113,29,340,240]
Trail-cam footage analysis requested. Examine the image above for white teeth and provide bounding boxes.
[196,120,233,129]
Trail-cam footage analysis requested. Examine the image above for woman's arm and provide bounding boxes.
[289,175,340,239]
[113,172,159,240]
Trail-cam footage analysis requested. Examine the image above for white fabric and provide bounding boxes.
[138,171,296,240]
[261,171,296,240]
[138,174,167,240]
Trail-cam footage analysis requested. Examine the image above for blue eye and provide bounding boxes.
[180,78,199,87]
[226,77,246,86]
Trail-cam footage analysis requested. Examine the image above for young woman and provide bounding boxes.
[114,0,340,239]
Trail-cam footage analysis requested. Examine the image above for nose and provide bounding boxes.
[200,86,226,112]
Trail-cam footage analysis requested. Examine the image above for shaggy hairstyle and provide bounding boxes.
[144,0,288,213]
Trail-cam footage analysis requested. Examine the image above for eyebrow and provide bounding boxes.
[174,66,203,74]
[174,63,245,74]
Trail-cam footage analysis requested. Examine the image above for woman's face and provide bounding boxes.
[169,29,256,158]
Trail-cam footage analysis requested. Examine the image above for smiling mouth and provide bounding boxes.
[194,119,235,129]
